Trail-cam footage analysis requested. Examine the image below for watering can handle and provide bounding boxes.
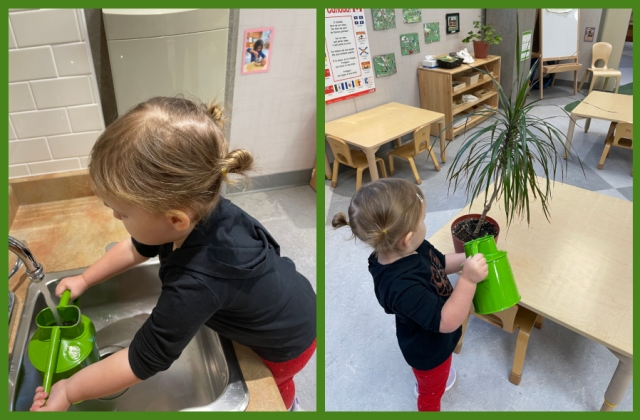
[59,290,71,307]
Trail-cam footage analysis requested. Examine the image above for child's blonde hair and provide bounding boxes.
[89,96,253,223]
[332,179,425,254]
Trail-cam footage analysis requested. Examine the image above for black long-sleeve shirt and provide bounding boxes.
[128,198,316,380]
[369,240,461,371]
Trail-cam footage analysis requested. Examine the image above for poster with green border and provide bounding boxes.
[400,33,420,56]
[521,30,532,61]
[373,53,397,77]
[424,22,441,44]
[402,9,422,24]
[371,9,396,30]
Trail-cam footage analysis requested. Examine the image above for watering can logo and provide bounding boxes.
[28,289,100,395]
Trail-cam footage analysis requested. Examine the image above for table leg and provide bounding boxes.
[564,116,577,159]
[363,147,380,181]
[439,120,447,163]
[600,349,632,411]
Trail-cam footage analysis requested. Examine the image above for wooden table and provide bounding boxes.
[429,180,632,411]
[565,91,633,158]
[325,102,446,180]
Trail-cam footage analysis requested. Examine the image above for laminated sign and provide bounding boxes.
[325,9,376,104]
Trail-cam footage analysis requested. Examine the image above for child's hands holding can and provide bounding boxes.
[461,254,488,284]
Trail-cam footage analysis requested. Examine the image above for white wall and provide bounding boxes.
[326,8,483,122]
[556,9,603,82]
[9,9,105,178]
[229,9,316,174]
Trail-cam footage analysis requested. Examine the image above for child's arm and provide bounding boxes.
[439,254,487,333]
[444,252,467,275]
[55,238,149,299]
[31,348,141,411]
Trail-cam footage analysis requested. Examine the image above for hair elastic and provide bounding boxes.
[221,167,227,177]
[382,229,387,234]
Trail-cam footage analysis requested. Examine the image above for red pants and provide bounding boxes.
[260,339,316,410]
[412,354,452,412]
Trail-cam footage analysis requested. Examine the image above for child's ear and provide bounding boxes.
[166,210,192,232]
[400,231,414,250]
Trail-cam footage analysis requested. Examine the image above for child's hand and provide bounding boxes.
[251,50,258,57]
[30,381,71,411]
[55,274,89,300]
[461,254,488,284]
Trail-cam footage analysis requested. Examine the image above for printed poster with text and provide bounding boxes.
[325,9,375,104]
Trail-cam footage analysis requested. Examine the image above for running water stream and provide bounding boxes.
[36,282,62,326]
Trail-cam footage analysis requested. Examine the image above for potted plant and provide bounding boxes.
[446,19,583,253]
[461,20,502,59]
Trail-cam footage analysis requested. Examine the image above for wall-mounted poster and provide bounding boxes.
[424,22,441,43]
[446,13,460,34]
[373,53,397,77]
[402,9,422,24]
[400,33,420,56]
[584,27,595,42]
[372,9,396,30]
[325,9,376,104]
[242,27,273,74]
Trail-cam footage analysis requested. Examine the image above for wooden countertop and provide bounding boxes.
[417,55,500,75]
[8,170,285,411]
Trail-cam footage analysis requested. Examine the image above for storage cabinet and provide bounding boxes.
[417,55,501,140]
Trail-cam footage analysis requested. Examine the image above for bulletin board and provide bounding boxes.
[325,9,376,104]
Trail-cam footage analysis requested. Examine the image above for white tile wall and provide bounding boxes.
[9,138,52,164]
[9,47,57,82]
[8,82,36,112]
[29,158,81,175]
[52,43,91,76]
[10,9,81,48]
[67,105,103,132]
[11,109,71,138]
[229,9,316,174]
[9,119,17,140]
[48,132,100,159]
[30,76,94,109]
[8,9,105,178]
[9,20,17,49]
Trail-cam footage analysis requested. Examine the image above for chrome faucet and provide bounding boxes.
[9,236,44,283]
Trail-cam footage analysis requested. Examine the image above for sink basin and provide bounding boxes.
[9,259,249,411]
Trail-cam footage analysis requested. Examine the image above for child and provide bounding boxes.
[247,39,267,66]
[30,97,316,412]
[332,178,487,412]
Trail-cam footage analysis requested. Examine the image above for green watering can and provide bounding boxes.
[28,290,100,395]
[464,235,521,315]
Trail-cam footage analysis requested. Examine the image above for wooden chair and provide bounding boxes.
[578,42,622,94]
[326,135,387,191]
[598,122,633,172]
[456,304,543,386]
[388,124,440,185]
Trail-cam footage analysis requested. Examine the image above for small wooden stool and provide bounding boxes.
[456,304,543,385]
[598,122,633,171]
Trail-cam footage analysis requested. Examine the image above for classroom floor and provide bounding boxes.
[324,43,633,411]
[228,186,317,411]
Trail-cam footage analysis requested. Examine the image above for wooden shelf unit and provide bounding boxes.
[418,55,501,140]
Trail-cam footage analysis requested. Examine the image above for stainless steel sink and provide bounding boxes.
[9,259,249,411]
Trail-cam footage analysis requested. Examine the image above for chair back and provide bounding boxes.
[326,135,355,167]
[412,124,432,155]
[591,42,613,69]
[613,123,633,148]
